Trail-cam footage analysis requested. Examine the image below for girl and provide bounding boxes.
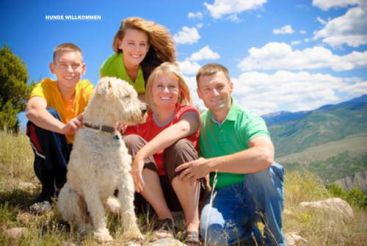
[100,17,175,100]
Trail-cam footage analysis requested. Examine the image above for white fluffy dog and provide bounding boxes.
[57,77,145,242]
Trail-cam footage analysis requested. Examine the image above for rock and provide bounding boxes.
[334,170,367,193]
[286,232,307,246]
[299,197,353,221]
[124,242,141,246]
[18,181,37,190]
[29,200,52,214]
[17,212,33,225]
[146,238,186,246]
[61,242,76,246]
[5,227,28,241]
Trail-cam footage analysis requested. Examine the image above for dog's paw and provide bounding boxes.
[94,228,113,242]
[123,229,144,241]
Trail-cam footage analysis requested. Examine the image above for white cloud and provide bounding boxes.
[189,46,220,61]
[299,30,307,35]
[188,11,204,20]
[173,26,200,45]
[316,16,327,25]
[312,0,361,10]
[177,60,201,75]
[291,40,301,46]
[183,75,205,109]
[238,42,367,71]
[314,2,367,47]
[231,70,367,114]
[187,70,367,114]
[273,25,295,35]
[178,46,220,75]
[204,0,267,19]
[196,23,204,28]
[344,51,367,67]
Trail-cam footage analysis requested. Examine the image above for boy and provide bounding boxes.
[26,43,93,213]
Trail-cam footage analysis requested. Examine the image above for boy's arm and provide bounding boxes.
[26,96,82,135]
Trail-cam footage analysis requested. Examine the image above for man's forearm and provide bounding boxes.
[209,147,274,174]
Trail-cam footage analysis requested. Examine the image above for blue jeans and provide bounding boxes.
[26,108,72,201]
[200,163,285,246]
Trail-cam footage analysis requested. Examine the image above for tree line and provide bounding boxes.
[0,46,33,133]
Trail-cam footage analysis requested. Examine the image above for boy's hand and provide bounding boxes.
[62,113,83,135]
[116,122,127,134]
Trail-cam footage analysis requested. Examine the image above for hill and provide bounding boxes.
[264,95,367,190]
[277,133,367,164]
[265,94,367,157]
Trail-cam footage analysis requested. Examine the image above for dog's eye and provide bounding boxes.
[121,95,131,100]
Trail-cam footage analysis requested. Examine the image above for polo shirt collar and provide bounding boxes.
[209,98,239,124]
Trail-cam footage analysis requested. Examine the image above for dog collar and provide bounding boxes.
[83,122,115,133]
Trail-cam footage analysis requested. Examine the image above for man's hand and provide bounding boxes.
[175,157,212,182]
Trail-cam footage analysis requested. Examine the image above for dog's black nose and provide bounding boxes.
[141,106,147,115]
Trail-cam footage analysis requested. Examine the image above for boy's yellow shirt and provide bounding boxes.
[30,78,94,143]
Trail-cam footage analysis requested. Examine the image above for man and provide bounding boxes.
[176,63,285,245]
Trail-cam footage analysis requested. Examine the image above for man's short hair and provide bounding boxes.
[196,63,230,86]
[53,43,83,62]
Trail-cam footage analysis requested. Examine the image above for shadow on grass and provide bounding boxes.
[0,188,36,211]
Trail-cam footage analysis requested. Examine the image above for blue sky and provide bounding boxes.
[1,0,366,118]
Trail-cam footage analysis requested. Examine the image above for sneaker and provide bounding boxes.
[33,192,52,203]
[30,201,52,214]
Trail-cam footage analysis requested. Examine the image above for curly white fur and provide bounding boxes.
[57,77,145,242]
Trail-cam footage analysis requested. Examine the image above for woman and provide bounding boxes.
[100,17,175,100]
[124,62,201,245]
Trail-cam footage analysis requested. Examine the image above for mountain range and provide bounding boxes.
[263,94,367,191]
[264,94,367,157]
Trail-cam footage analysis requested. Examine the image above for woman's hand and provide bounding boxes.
[131,154,145,193]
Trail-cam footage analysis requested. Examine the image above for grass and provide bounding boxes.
[1,131,367,245]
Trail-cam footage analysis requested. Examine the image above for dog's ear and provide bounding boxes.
[96,79,112,96]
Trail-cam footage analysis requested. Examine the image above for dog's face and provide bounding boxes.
[95,77,147,124]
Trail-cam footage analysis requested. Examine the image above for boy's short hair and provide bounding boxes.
[196,63,230,86]
[53,43,83,63]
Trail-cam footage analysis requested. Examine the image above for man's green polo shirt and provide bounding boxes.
[99,53,145,94]
[199,101,270,189]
